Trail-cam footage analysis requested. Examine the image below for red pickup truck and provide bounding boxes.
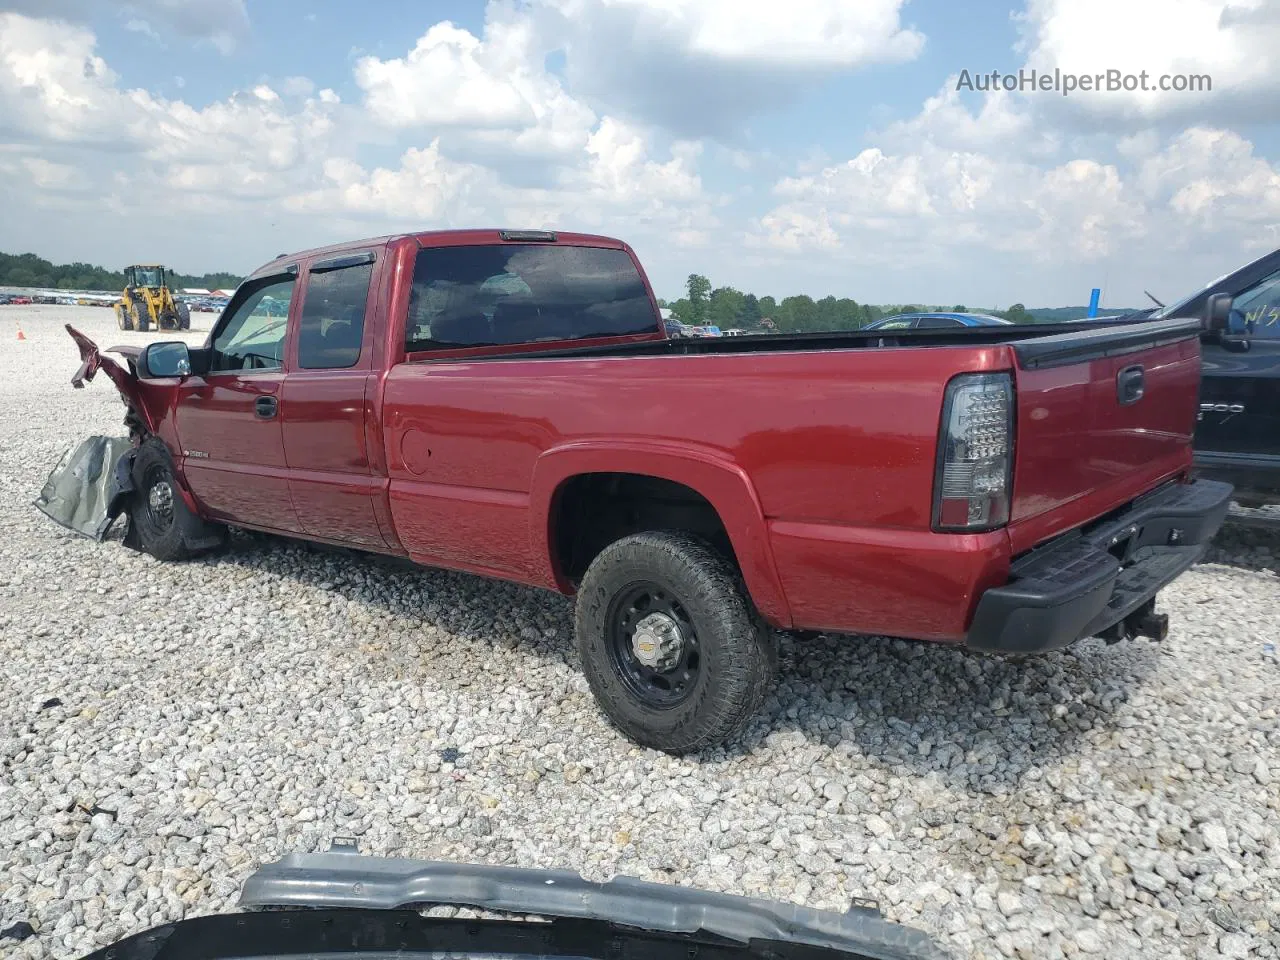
[66,228,1232,752]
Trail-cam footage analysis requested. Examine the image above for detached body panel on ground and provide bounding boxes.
[62,228,1230,750]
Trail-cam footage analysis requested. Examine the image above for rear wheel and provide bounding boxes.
[129,299,150,333]
[574,532,777,754]
[115,303,132,331]
[176,301,191,330]
[129,440,226,561]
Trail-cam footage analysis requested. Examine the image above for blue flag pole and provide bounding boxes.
[1087,288,1101,318]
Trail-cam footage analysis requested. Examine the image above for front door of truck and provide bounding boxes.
[1197,268,1280,465]
[174,271,303,533]
[280,251,388,548]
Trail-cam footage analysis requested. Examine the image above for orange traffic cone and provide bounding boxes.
[16,323,26,341]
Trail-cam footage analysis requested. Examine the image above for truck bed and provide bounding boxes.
[384,316,1204,641]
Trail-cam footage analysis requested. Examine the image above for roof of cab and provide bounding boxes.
[246,229,629,281]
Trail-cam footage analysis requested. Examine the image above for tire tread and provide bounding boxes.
[574,531,776,754]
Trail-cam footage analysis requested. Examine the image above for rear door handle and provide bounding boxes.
[255,395,278,419]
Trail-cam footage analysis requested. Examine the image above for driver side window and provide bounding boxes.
[1237,269,1280,338]
[210,277,295,373]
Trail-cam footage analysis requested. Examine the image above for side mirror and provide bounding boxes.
[1203,293,1233,333]
[141,341,191,378]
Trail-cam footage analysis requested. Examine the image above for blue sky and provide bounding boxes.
[1,0,1277,308]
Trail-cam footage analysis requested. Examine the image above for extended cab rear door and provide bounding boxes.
[279,249,389,549]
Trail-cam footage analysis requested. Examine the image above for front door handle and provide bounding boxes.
[255,395,278,419]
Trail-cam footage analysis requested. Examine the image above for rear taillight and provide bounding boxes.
[933,372,1014,531]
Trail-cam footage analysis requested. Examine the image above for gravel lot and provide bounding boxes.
[1,305,1277,960]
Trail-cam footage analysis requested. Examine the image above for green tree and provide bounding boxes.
[685,273,711,325]
[1001,303,1034,324]
[708,286,746,329]
[951,304,967,312]
[741,293,761,327]
[0,249,241,292]
[778,295,817,332]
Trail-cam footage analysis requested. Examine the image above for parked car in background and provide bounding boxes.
[865,312,1014,330]
[61,228,1230,753]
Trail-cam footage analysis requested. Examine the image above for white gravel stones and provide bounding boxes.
[1,306,1279,960]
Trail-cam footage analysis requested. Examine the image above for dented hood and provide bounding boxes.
[66,325,154,433]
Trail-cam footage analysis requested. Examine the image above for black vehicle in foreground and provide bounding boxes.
[1095,247,1280,507]
[1158,247,1280,506]
[76,842,944,960]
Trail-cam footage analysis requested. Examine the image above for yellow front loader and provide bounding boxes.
[114,265,191,332]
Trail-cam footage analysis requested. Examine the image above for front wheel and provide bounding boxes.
[129,300,150,333]
[574,532,777,754]
[128,440,226,560]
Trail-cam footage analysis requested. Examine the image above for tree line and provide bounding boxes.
[0,251,242,292]
[664,274,1072,331]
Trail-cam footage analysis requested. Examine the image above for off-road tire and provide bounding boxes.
[129,299,150,333]
[116,304,132,331]
[129,439,226,561]
[574,532,777,754]
[176,301,191,330]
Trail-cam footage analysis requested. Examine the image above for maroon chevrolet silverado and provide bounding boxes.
[64,228,1233,752]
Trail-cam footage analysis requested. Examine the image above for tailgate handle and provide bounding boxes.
[1117,365,1145,405]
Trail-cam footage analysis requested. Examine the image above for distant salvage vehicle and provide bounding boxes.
[114,264,191,332]
[53,228,1232,752]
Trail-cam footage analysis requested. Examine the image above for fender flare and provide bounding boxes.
[528,440,793,628]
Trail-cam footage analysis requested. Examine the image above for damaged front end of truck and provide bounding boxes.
[33,326,155,546]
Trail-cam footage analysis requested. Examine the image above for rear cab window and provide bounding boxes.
[406,243,659,353]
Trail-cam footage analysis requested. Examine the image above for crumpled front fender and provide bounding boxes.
[66,324,155,435]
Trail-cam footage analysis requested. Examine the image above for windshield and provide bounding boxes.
[132,267,162,288]
[1154,247,1280,319]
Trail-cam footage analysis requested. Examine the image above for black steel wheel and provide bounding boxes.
[137,462,176,542]
[128,439,227,561]
[606,581,701,708]
[575,532,777,753]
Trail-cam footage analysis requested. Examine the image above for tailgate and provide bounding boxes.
[1006,317,1202,554]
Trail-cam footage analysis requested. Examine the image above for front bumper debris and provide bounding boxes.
[72,842,946,960]
[33,435,135,541]
[238,841,944,959]
[966,479,1233,654]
